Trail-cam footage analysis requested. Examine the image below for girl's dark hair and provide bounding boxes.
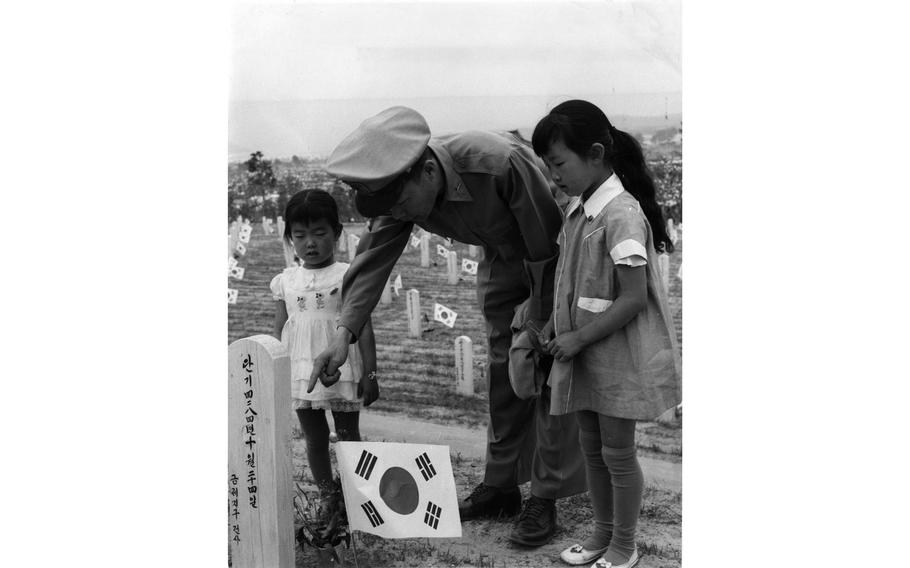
[532,100,673,253]
[283,189,343,241]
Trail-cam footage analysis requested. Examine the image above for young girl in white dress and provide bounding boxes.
[532,100,681,568]
[270,189,379,498]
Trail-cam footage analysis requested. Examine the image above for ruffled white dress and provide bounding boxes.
[270,262,363,411]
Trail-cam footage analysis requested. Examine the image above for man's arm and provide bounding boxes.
[338,216,413,339]
[504,147,563,321]
[308,216,412,390]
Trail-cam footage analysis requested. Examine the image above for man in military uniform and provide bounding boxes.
[308,106,585,546]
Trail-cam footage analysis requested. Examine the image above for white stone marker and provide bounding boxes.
[454,336,474,395]
[446,251,458,285]
[380,277,392,305]
[276,216,285,239]
[658,253,670,293]
[347,233,360,262]
[281,239,296,268]
[337,228,347,252]
[228,335,294,568]
[405,289,421,338]
[420,232,430,267]
[229,221,241,256]
[667,219,678,246]
[468,245,478,257]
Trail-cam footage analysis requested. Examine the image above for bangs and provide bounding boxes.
[531,114,567,157]
[283,189,342,239]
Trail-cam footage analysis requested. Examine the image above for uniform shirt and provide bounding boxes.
[338,130,562,337]
[549,174,682,419]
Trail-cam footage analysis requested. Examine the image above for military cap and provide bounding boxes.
[326,107,431,216]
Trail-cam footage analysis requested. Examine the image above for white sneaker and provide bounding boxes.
[559,543,609,565]
[591,548,639,568]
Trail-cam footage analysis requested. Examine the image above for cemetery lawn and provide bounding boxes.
[229,223,683,568]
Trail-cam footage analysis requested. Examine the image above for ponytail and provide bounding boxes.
[609,127,674,253]
[533,99,674,253]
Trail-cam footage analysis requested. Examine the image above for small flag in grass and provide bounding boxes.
[433,302,457,328]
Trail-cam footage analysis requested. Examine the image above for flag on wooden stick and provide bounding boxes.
[335,442,462,538]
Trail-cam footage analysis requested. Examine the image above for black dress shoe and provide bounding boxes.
[508,495,557,546]
[458,483,522,520]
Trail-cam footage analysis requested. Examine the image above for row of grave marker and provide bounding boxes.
[233,220,677,398]
[237,215,676,304]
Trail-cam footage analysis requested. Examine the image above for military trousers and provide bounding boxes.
[476,247,587,499]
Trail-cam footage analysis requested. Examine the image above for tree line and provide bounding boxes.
[229,151,681,224]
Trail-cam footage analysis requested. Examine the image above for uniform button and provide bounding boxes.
[587,216,594,222]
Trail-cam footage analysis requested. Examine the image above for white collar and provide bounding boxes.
[565,173,625,219]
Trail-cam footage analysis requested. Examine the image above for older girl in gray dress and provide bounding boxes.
[532,100,681,568]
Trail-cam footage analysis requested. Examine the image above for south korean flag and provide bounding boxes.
[336,442,462,538]
[433,302,457,328]
[238,224,252,243]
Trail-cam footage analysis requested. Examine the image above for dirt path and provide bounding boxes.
[360,411,681,492]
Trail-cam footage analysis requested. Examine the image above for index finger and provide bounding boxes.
[307,357,326,393]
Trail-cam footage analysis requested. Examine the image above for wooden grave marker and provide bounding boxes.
[337,228,347,252]
[347,233,360,262]
[468,245,478,257]
[406,289,421,338]
[276,216,285,239]
[228,335,294,568]
[281,239,297,268]
[658,253,670,293]
[420,232,430,267]
[446,251,458,285]
[380,277,392,305]
[229,221,241,257]
[454,336,474,395]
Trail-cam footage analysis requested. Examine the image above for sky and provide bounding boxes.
[229,0,681,157]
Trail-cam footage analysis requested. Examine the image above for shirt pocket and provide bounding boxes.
[577,297,613,313]
[574,297,613,329]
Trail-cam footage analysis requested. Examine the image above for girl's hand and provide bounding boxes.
[358,372,380,407]
[545,330,586,361]
[537,319,555,350]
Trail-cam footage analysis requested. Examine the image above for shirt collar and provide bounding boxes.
[427,140,473,203]
[565,173,625,219]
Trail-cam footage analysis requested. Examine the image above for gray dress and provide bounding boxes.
[549,182,682,420]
